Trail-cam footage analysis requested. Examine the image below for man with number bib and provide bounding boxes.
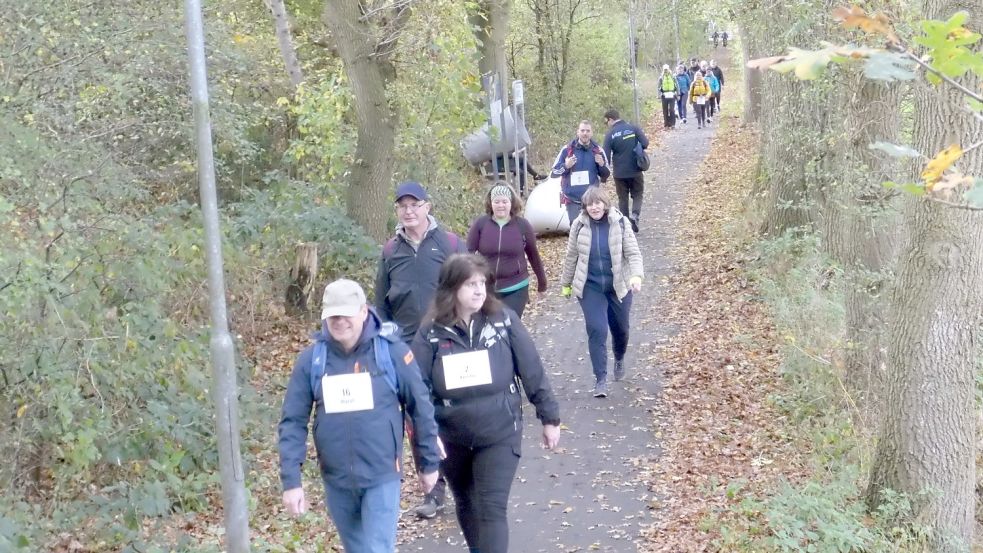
[602,108,649,234]
[550,120,610,227]
[278,279,442,553]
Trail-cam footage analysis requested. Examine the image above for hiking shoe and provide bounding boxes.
[592,381,608,398]
[683,118,687,124]
[629,216,639,234]
[707,117,713,123]
[614,359,626,382]
[413,494,444,519]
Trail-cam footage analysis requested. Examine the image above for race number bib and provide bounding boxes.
[663,91,675,99]
[571,170,590,186]
[322,373,374,413]
[696,97,707,105]
[442,350,493,390]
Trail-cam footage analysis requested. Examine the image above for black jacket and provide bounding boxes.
[375,218,465,341]
[411,308,560,447]
[603,119,650,179]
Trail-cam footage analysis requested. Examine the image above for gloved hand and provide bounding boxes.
[561,286,572,298]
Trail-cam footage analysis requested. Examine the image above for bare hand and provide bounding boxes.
[594,153,605,166]
[564,155,577,169]
[542,424,561,450]
[629,276,642,293]
[419,471,439,494]
[282,487,307,516]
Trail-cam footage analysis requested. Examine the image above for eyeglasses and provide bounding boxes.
[395,201,428,213]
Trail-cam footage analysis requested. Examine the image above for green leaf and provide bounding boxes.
[863,52,916,81]
[771,47,843,80]
[882,181,926,196]
[964,179,983,208]
[869,142,922,158]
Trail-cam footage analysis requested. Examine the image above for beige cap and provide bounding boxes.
[320,279,366,319]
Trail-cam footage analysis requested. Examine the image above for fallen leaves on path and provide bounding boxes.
[637,119,809,552]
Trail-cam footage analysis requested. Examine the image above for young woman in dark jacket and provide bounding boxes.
[466,183,548,317]
[411,253,561,553]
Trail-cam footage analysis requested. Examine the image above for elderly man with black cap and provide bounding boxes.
[278,278,442,553]
[374,180,465,518]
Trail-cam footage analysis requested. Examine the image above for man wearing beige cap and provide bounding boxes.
[278,279,441,553]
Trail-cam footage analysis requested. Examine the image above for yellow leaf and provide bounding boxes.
[16,404,28,418]
[832,5,899,44]
[921,144,963,186]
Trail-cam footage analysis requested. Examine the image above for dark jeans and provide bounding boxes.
[578,285,632,382]
[715,89,722,107]
[442,435,522,553]
[694,103,707,126]
[661,97,676,127]
[497,284,530,318]
[614,175,645,220]
[565,201,581,226]
[409,416,447,502]
[676,96,687,120]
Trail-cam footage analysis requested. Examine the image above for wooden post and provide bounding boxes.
[285,243,318,316]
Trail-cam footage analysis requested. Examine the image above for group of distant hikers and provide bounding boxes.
[657,58,726,129]
[277,107,649,552]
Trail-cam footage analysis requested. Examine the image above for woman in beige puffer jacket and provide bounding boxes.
[559,187,644,397]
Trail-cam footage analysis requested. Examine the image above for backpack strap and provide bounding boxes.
[309,334,400,401]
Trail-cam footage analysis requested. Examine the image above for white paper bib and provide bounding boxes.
[663,91,675,98]
[696,97,707,105]
[571,170,590,186]
[322,372,374,413]
[442,350,493,390]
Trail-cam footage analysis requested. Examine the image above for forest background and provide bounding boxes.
[2,0,983,551]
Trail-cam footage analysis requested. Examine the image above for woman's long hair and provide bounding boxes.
[429,253,503,326]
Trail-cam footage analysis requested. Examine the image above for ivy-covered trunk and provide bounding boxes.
[866,2,983,548]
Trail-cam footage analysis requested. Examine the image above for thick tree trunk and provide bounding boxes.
[265,0,304,90]
[866,3,983,548]
[468,0,513,79]
[322,0,401,242]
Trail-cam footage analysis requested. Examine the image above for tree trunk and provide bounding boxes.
[265,0,304,90]
[322,0,403,242]
[866,4,983,548]
[822,72,902,416]
[739,24,761,125]
[468,0,513,79]
[285,242,318,316]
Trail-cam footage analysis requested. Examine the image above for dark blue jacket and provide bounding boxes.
[278,309,441,491]
[586,218,614,292]
[550,139,610,202]
[603,120,649,179]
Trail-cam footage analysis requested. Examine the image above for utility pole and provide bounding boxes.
[628,0,640,123]
[672,0,682,63]
[183,1,251,551]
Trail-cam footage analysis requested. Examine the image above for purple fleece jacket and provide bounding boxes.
[466,215,548,292]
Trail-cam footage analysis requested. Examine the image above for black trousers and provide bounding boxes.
[614,175,645,220]
[661,97,676,127]
[442,435,522,553]
[497,285,530,318]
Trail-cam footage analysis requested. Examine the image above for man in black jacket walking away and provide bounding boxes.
[602,109,649,233]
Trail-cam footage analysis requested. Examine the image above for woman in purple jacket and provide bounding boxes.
[466,183,548,317]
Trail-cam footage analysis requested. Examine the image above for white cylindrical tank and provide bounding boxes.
[524,176,570,234]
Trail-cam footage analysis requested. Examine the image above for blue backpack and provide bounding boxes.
[309,322,401,400]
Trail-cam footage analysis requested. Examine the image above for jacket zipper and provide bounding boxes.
[494,221,503,281]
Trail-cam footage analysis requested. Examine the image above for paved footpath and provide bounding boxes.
[399,110,719,552]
